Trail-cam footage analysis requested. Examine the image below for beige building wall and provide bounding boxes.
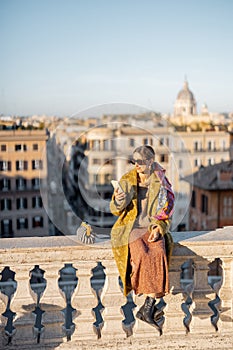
[170,128,231,229]
[53,113,231,232]
[0,129,49,237]
[78,122,230,231]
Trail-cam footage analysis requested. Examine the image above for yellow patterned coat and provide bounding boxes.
[110,164,175,296]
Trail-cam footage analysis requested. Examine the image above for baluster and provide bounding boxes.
[101,259,126,338]
[90,262,106,339]
[0,267,17,345]
[218,257,233,332]
[192,257,215,332]
[163,256,187,334]
[29,265,47,343]
[207,258,223,331]
[180,259,194,333]
[31,263,67,341]
[120,293,137,337]
[58,263,78,341]
[72,261,97,339]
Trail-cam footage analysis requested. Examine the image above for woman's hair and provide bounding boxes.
[133,145,155,160]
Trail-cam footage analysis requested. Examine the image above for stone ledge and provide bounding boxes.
[0,227,232,347]
[1,228,233,262]
[0,227,233,251]
[1,332,232,350]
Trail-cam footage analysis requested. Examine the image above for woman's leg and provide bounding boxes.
[129,231,169,296]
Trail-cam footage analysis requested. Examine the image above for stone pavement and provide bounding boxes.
[56,333,233,350]
[2,333,232,350]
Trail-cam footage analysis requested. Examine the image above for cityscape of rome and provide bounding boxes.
[1,79,233,239]
[1,1,233,349]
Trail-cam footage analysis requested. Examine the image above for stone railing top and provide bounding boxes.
[0,227,233,253]
[172,226,233,244]
[0,234,109,251]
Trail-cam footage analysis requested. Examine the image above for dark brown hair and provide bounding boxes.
[133,145,155,160]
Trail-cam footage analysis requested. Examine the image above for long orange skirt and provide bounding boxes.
[129,229,169,297]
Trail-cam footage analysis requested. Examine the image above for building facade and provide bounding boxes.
[63,112,231,232]
[0,129,49,237]
[185,161,233,230]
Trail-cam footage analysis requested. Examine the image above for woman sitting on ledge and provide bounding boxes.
[110,145,174,332]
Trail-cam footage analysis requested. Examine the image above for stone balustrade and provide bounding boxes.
[0,227,233,348]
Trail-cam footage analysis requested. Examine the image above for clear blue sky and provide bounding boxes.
[1,0,233,116]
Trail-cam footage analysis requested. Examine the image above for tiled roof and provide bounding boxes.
[184,160,233,190]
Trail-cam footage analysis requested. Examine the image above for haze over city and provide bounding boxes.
[1,0,233,116]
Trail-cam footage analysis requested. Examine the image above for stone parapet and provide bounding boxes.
[0,227,233,348]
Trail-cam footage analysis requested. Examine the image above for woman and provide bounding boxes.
[110,145,174,331]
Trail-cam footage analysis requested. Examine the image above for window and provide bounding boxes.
[93,158,101,165]
[221,140,226,150]
[104,174,111,183]
[16,177,27,190]
[180,141,185,151]
[111,139,116,150]
[159,138,164,146]
[93,140,100,151]
[191,190,196,208]
[104,159,113,165]
[93,174,100,184]
[179,159,183,169]
[208,158,214,166]
[32,160,42,170]
[0,178,11,191]
[32,178,40,189]
[15,144,27,151]
[32,216,43,228]
[194,159,199,167]
[0,161,11,171]
[207,141,216,151]
[16,198,28,210]
[143,138,149,145]
[223,196,233,217]
[103,139,109,150]
[16,160,28,171]
[33,144,39,151]
[0,198,12,211]
[160,154,168,163]
[129,138,135,147]
[194,141,202,151]
[1,219,13,237]
[32,196,42,208]
[1,144,7,151]
[201,194,208,214]
[17,218,28,230]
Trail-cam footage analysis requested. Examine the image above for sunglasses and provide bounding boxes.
[130,158,147,166]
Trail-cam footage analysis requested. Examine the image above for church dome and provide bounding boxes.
[177,80,195,101]
[174,79,197,116]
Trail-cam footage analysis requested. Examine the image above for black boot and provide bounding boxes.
[136,297,162,335]
[153,305,164,321]
[136,297,158,326]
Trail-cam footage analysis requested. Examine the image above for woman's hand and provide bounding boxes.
[148,226,161,242]
[114,188,126,202]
